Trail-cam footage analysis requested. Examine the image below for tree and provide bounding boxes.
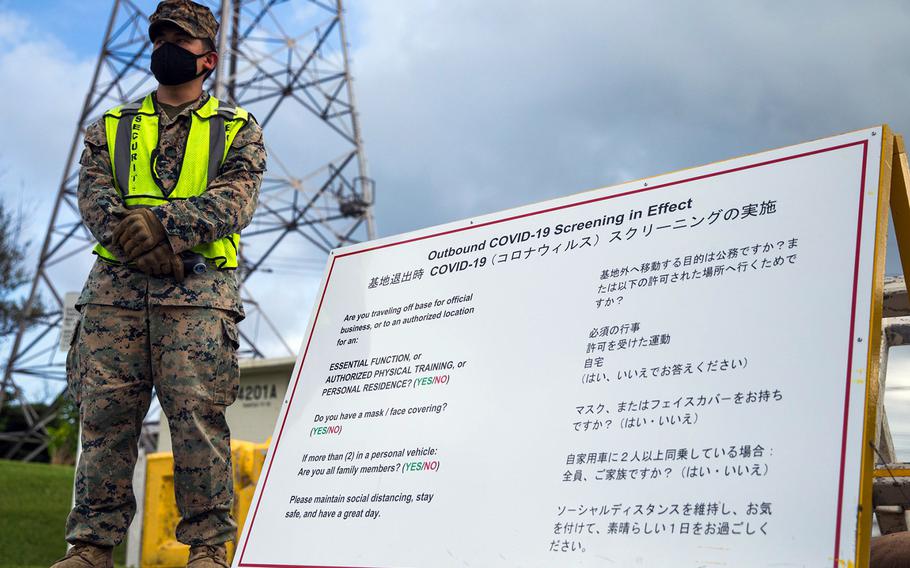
[0,195,58,461]
[0,198,31,340]
[46,396,78,464]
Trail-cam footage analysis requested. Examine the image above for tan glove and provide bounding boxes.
[134,243,185,282]
[113,208,167,261]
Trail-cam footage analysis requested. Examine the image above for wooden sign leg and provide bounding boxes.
[889,134,910,286]
[871,133,909,544]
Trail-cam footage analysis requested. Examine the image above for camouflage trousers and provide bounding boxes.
[65,303,241,547]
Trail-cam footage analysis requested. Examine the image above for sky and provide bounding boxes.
[4,0,910,454]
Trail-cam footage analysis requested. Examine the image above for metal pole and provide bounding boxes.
[228,0,240,103]
[1,2,377,457]
[0,0,121,414]
[214,0,232,99]
[336,0,375,240]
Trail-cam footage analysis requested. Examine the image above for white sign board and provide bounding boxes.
[236,128,886,567]
[59,292,81,352]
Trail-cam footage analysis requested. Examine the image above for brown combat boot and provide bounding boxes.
[49,542,113,568]
[187,544,229,568]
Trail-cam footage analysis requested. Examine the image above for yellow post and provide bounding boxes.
[890,134,910,285]
[852,127,893,567]
[140,440,270,568]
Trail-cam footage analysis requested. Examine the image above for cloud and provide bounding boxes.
[7,1,910,405]
[0,10,27,43]
[350,0,910,274]
[0,8,94,250]
[206,0,910,363]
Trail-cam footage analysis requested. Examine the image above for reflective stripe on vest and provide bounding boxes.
[92,93,249,269]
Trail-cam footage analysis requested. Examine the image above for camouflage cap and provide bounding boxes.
[149,0,219,45]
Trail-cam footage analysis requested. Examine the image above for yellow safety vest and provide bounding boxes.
[92,93,249,269]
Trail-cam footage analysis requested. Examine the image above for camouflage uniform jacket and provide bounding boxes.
[76,90,266,320]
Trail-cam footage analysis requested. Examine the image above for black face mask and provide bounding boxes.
[150,42,211,86]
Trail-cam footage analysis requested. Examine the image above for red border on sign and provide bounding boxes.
[238,139,871,568]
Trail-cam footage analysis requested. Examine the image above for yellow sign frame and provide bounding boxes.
[854,126,910,567]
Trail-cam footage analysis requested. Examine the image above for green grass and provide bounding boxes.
[0,460,125,567]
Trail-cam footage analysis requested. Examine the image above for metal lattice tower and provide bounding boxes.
[0,0,374,460]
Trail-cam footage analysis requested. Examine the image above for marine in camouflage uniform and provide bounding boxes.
[56,1,265,566]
